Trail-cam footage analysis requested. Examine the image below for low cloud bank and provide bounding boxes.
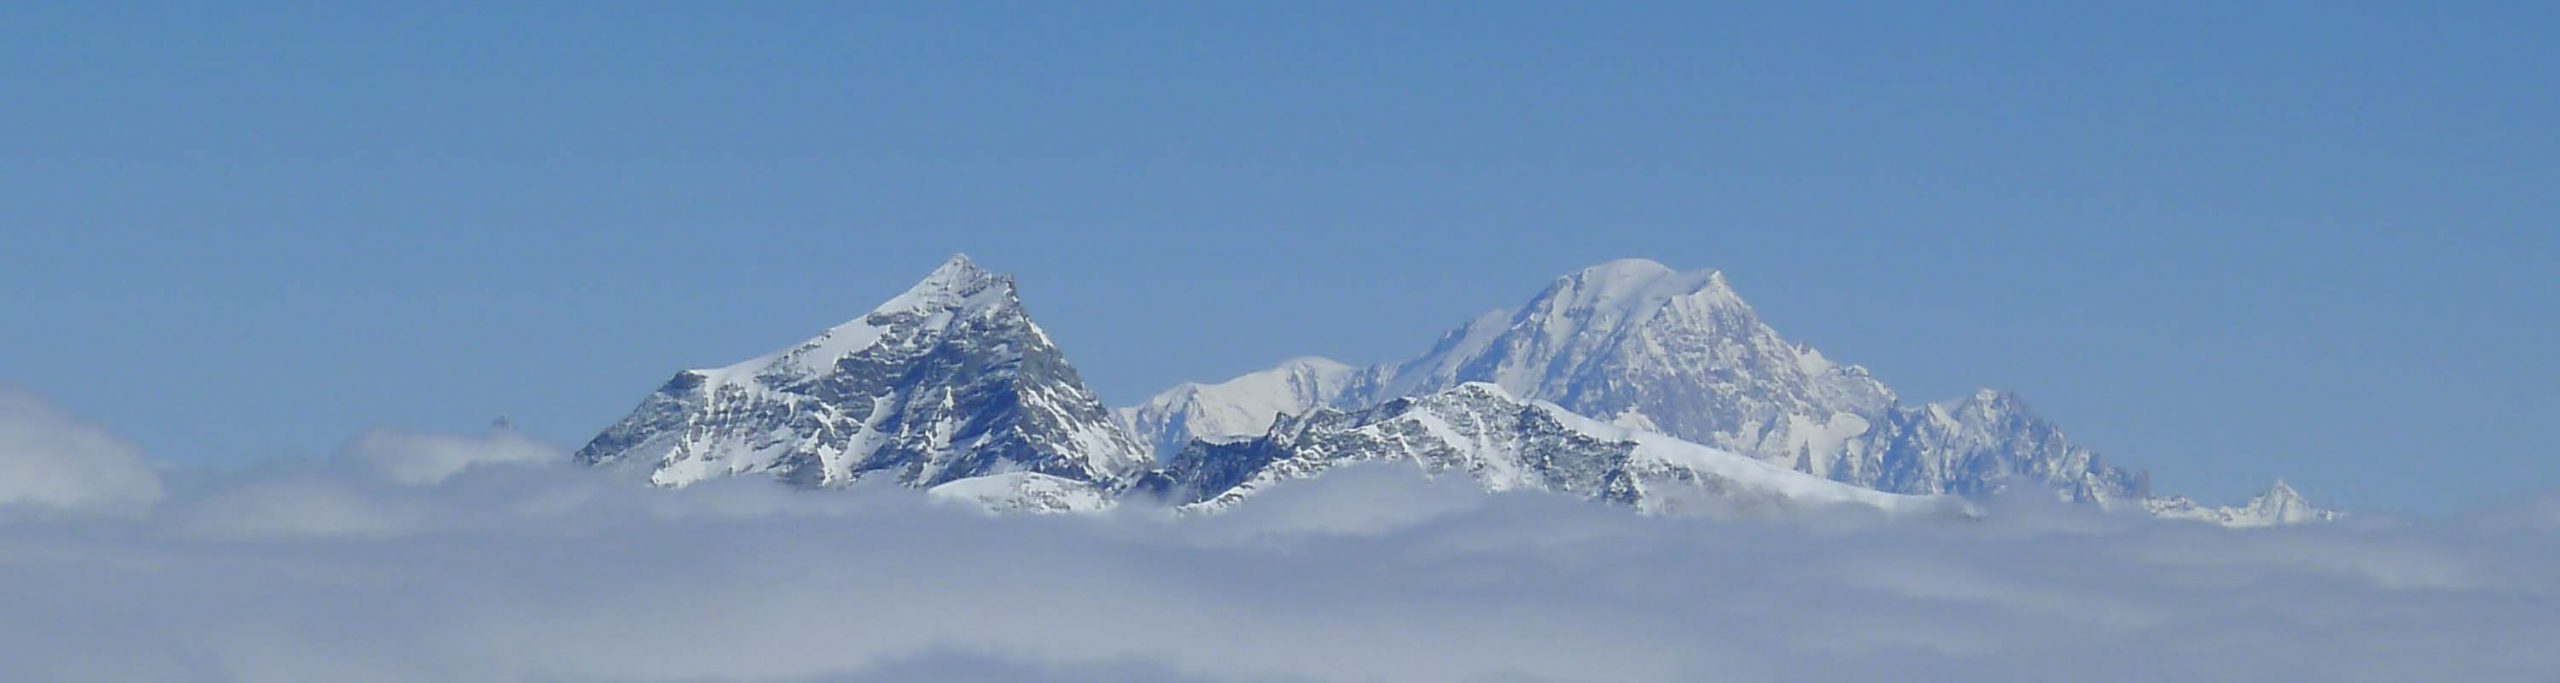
[0,395,2552,682]
[0,389,162,516]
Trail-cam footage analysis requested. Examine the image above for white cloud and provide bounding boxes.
[0,389,162,516]
[0,404,2552,682]
[340,424,565,485]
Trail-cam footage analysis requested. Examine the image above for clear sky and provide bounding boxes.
[2,2,2551,515]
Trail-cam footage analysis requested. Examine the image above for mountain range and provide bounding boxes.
[577,255,2335,525]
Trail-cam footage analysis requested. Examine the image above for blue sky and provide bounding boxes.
[2,2,2551,515]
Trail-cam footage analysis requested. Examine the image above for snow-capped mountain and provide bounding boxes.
[574,255,1148,499]
[1122,258,2332,523]
[1345,259,1911,482]
[2143,480,2344,528]
[1128,258,2142,502]
[1139,383,1961,518]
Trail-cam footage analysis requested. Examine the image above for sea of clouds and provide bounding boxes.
[2,388,2554,682]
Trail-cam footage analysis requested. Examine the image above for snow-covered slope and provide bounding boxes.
[574,255,1149,490]
[2143,481,2343,528]
[1143,383,1963,518]
[1118,357,1359,461]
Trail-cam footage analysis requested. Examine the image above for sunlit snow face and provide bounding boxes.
[0,401,2554,683]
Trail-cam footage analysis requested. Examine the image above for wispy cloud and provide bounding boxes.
[0,393,2551,682]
